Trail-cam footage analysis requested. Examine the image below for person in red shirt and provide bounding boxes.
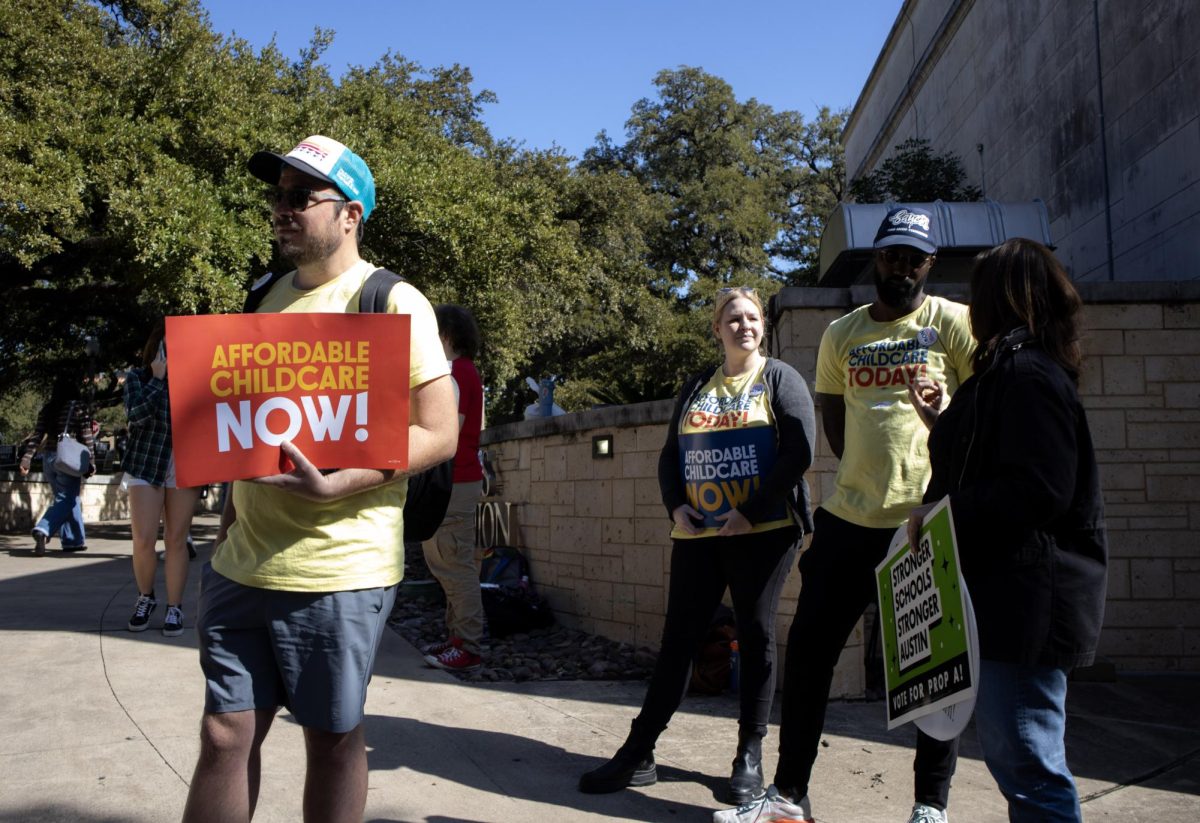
[421,304,487,671]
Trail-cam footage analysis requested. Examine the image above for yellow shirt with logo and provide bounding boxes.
[816,295,974,529]
[672,361,795,539]
[212,260,450,592]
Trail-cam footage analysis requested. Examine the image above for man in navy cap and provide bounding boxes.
[717,207,975,823]
[182,135,457,823]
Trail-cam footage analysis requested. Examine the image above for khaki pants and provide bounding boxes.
[421,481,485,654]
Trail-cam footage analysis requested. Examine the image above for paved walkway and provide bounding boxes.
[1,514,1197,822]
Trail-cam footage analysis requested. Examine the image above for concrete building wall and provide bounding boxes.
[844,0,1200,283]
[480,283,1200,694]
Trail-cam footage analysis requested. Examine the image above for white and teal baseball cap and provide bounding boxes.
[249,135,377,222]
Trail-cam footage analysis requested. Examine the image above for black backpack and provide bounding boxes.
[242,268,454,543]
[478,546,555,636]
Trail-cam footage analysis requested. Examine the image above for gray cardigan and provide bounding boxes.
[658,357,816,535]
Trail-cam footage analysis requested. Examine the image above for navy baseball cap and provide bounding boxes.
[873,206,937,254]
[248,135,376,222]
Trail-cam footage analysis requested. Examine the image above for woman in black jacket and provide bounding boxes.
[579,286,815,805]
[908,239,1106,822]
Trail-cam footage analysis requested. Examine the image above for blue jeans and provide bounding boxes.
[34,451,86,548]
[975,660,1080,822]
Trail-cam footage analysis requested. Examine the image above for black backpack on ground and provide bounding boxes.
[242,268,454,543]
[478,546,555,636]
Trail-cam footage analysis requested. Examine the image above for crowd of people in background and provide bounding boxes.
[8,134,1105,823]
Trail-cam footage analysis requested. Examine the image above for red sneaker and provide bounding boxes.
[420,637,458,659]
[426,645,482,672]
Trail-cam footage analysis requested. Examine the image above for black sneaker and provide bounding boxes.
[163,605,184,637]
[128,594,157,632]
[61,544,87,552]
[31,531,46,556]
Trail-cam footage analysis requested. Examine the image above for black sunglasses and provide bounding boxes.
[880,248,932,268]
[267,186,347,211]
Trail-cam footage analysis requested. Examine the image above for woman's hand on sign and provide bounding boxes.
[253,440,336,501]
[907,501,937,549]
[151,347,167,380]
[715,507,752,537]
[906,376,944,430]
[671,504,704,536]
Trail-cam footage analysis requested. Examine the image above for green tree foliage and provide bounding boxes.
[2,6,848,424]
[584,69,845,287]
[848,137,982,203]
[2,0,292,400]
[567,69,847,399]
[1,0,585,421]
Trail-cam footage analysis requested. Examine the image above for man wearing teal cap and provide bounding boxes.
[182,135,457,822]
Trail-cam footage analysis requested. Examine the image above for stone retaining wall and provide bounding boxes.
[0,473,223,534]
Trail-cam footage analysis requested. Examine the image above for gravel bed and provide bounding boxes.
[387,549,658,684]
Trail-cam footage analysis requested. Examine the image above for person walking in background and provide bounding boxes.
[908,239,1107,822]
[122,320,202,637]
[18,375,96,554]
[733,207,975,823]
[182,134,457,823]
[581,286,815,808]
[421,304,487,672]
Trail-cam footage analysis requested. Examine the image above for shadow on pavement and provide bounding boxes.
[0,807,135,823]
[365,713,718,822]
[3,519,1197,807]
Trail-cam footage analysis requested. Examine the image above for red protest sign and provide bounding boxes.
[165,313,410,488]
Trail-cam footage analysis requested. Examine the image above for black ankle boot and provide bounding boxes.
[578,739,657,793]
[728,733,764,804]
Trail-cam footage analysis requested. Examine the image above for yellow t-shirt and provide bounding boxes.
[212,260,450,592]
[815,295,974,529]
[671,361,795,539]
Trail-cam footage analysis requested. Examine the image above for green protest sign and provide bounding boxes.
[874,496,977,735]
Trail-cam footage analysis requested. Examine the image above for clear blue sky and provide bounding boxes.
[201,1,904,159]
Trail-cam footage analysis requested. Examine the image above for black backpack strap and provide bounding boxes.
[242,271,289,313]
[358,268,405,313]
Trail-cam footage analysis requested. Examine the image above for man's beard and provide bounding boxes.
[276,217,341,266]
[874,269,925,307]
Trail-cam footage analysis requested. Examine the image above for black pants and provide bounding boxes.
[775,508,959,809]
[632,526,800,744]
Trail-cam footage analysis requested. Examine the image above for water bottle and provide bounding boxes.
[729,639,740,692]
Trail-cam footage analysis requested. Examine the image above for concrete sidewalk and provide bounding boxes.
[0,514,1196,822]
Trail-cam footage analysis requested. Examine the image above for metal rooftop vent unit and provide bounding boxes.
[818,200,1054,286]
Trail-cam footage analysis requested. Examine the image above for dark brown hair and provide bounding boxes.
[140,318,167,369]
[434,304,481,359]
[969,238,1082,379]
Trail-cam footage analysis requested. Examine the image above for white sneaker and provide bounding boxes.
[713,785,813,823]
[908,803,947,823]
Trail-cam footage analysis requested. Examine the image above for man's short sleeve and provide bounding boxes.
[815,323,844,395]
[942,301,976,383]
[386,283,451,388]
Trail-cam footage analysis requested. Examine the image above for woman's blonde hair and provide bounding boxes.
[712,286,765,327]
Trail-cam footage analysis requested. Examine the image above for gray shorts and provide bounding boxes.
[197,563,397,733]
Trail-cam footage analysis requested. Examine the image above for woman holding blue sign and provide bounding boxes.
[579,286,815,806]
[908,239,1107,823]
